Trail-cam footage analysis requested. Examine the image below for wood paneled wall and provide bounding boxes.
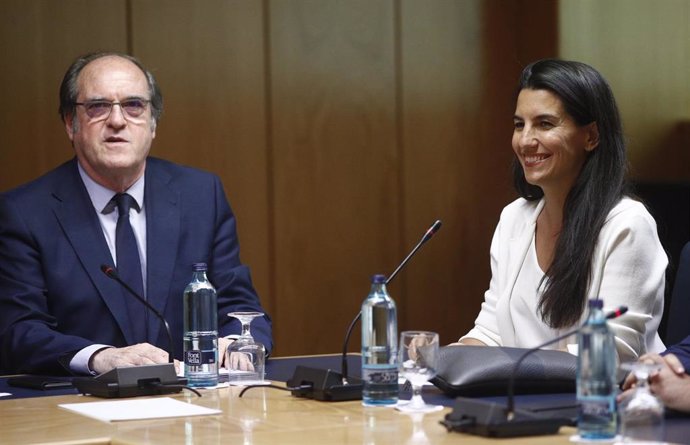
[0,0,556,356]
[559,0,690,182]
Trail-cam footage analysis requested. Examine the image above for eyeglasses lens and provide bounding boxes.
[83,100,148,119]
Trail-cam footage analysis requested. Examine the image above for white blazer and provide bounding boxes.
[462,197,667,363]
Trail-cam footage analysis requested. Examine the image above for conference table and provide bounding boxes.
[1,354,688,445]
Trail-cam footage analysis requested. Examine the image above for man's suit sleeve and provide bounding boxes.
[0,194,91,374]
[207,176,273,354]
[664,335,690,373]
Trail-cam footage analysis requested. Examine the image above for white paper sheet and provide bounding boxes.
[59,397,221,422]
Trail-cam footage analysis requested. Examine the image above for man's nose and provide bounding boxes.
[105,103,127,127]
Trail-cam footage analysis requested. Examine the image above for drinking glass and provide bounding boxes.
[619,361,665,443]
[397,331,443,413]
[225,311,266,384]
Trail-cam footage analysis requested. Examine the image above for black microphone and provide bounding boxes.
[386,219,442,285]
[442,305,628,437]
[287,220,442,401]
[71,265,186,398]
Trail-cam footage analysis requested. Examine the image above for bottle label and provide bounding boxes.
[184,350,216,366]
[577,394,616,439]
[362,366,398,384]
[579,395,615,418]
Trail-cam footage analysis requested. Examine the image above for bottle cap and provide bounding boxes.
[192,262,208,271]
[371,274,387,284]
[588,299,603,309]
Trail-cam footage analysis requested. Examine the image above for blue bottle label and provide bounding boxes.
[184,350,216,366]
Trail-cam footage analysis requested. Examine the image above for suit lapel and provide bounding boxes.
[144,162,180,343]
[497,199,545,346]
[52,160,134,343]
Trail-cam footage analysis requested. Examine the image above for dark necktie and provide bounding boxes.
[113,193,148,343]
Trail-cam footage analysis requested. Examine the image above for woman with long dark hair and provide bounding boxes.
[458,59,666,362]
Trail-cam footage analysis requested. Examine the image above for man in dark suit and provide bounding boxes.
[0,52,272,375]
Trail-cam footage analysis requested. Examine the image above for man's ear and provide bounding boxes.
[64,114,75,141]
[585,122,600,152]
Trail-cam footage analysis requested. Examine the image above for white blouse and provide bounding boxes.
[461,197,667,363]
[508,235,567,349]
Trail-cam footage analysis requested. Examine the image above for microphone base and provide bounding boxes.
[441,397,573,437]
[287,365,363,401]
[72,363,187,398]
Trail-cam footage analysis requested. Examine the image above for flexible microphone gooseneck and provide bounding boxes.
[101,264,175,363]
[340,220,442,384]
[444,305,628,437]
[387,220,443,285]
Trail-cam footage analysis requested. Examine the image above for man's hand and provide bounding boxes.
[227,351,255,372]
[621,353,685,391]
[218,337,232,368]
[619,353,690,413]
[90,343,171,374]
[218,337,254,371]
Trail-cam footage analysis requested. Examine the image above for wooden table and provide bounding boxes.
[1,383,579,445]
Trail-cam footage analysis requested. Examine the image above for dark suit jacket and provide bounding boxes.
[665,335,690,373]
[0,157,272,374]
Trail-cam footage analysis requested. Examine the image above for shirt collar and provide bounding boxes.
[77,162,145,214]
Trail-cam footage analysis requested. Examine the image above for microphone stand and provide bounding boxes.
[505,306,627,418]
[71,265,187,398]
[340,220,442,385]
[442,305,628,437]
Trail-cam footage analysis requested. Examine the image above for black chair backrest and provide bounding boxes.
[665,241,690,346]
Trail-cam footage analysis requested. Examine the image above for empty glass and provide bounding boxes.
[619,361,665,443]
[225,311,266,385]
[397,331,443,413]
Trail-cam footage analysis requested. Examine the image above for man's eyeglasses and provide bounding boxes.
[74,99,150,121]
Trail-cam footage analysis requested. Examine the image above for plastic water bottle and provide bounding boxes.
[577,299,618,439]
[361,274,398,406]
[183,262,219,387]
